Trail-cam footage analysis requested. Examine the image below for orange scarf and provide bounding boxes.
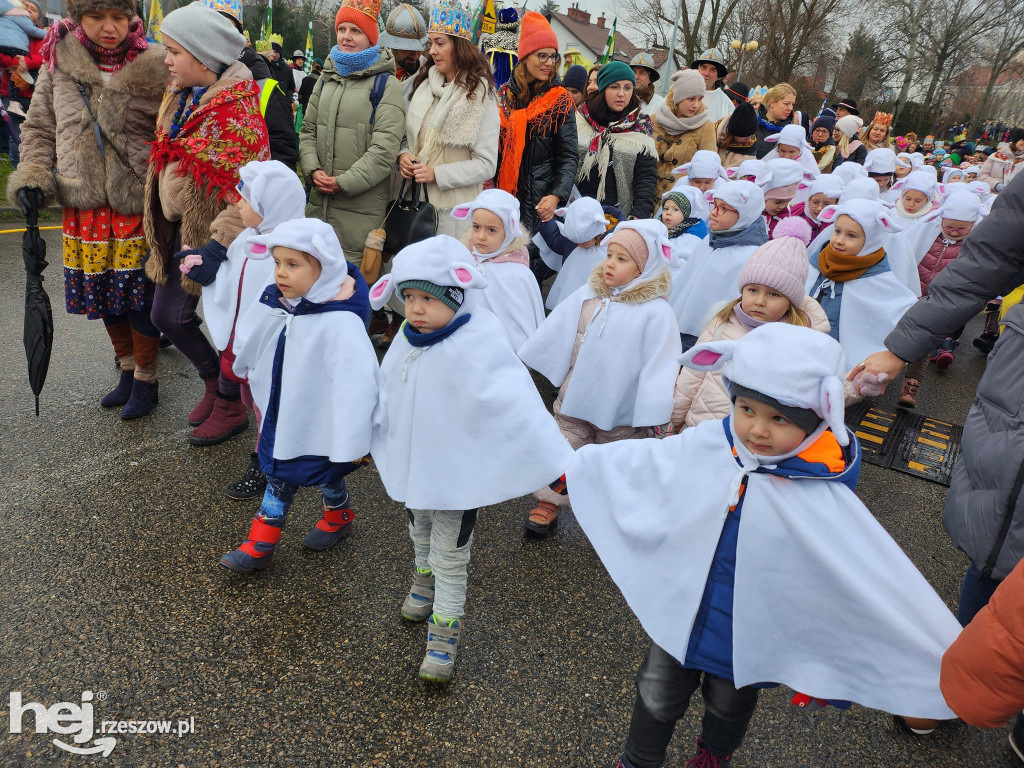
[817,243,886,282]
[496,84,575,196]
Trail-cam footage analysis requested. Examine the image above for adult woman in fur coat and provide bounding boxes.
[398,4,499,237]
[8,0,167,419]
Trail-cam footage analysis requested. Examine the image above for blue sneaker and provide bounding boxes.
[418,613,461,684]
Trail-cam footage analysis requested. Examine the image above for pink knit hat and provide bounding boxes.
[607,228,649,272]
[736,222,810,307]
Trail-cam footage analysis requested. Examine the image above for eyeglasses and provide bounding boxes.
[710,203,736,215]
[534,52,561,64]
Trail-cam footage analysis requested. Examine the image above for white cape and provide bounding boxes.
[704,88,735,124]
[233,299,381,463]
[807,264,918,365]
[519,275,681,430]
[544,243,608,310]
[473,259,545,352]
[372,307,573,510]
[201,230,276,351]
[566,419,961,719]
[669,239,761,336]
[808,226,921,297]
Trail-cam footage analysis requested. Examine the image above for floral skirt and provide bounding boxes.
[63,206,153,319]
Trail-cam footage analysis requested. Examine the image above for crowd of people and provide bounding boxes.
[8,0,1024,765]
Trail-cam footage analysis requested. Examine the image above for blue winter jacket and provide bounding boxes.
[0,0,45,55]
[682,417,861,682]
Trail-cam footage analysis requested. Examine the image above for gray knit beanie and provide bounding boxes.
[731,384,822,435]
[160,2,246,74]
[669,68,707,103]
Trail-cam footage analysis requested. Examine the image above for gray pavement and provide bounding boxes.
[0,225,1014,767]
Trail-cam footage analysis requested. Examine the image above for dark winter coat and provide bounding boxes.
[832,143,867,169]
[886,172,1024,582]
[298,70,320,112]
[267,55,294,98]
[240,46,297,170]
[495,78,579,234]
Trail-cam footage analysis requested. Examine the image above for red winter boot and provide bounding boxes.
[302,503,355,550]
[188,396,249,446]
[187,376,219,426]
[219,515,285,572]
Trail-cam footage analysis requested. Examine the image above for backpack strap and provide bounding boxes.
[368,72,390,126]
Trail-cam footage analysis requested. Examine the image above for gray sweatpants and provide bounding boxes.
[407,508,478,619]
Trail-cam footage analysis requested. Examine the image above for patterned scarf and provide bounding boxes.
[575,102,654,200]
[496,81,575,196]
[41,18,148,74]
[150,80,271,205]
[328,45,381,77]
[817,244,886,282]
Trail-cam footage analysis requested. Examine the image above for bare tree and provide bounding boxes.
[735,0,841,84]
[615,0,746,73]
[973,10,1024,128]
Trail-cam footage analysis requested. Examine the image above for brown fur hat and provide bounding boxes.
[67,0,139,23]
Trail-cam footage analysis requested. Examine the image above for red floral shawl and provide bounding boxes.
[149,80,271,205]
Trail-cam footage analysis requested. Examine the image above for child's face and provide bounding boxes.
[871,174,892,192]
[740,283,792,323]
[402,287,456,333]
[470,208,506,256]
[661,199,684,228]
[603,244,641,287]
[689,177,715,193]
[811,127,830,145]
[580,234,601,248]
[894,165,911,179]
[764,197,792,216]
[940,218,974,242]
[733,396,809,456]
[966,171,978,180]
[273,246,321,300]
[710,200,740,231]
[238,197,264,230]
[776,144,801,160]
[901,189,929,214]
[807,193,836,219]
[829,214,866,256]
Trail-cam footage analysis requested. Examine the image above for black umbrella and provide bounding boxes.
[22,204,53,416]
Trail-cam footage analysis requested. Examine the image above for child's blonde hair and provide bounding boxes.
[715,296,811,328]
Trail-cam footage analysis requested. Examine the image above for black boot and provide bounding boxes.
[100,370,134,408]
[973,301,1002,355]
[225,452,267,500]
[120,379,158,420]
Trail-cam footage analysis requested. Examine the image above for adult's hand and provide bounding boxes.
[398,153,417,179]
[17,186,44,216]
[312,170,340,195]
[846,350,907,394]
[536,194,559,223]
[411,162,435,185]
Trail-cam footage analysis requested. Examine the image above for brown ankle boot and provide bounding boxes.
[526,501,559,536]
[898,377,920,409]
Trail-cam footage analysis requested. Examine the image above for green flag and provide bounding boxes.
[600,17,616,65]
[303,21,314,73]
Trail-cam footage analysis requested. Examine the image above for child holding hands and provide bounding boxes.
[533,196,611,310]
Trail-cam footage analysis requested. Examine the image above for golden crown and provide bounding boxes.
[429,0,473,40]
[873,111,893,127]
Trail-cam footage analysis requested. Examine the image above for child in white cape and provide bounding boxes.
[518,220,682,536]
[567,323,961,768]
[761,123,820,178]
[221,219,380,573]
[449,189,544,351]
[660,186,708,266]
[180,159,306,496]
[368,235,573,684]
[533,196,610,310]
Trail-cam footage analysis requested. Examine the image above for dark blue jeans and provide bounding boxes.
[956,563,1003,626]
[259,475,349,520]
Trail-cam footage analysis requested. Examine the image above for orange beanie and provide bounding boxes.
[517,11,558,59]
[335,0,380,46]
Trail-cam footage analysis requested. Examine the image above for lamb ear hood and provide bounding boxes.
[237,160,307,234]
[369,235,487,311]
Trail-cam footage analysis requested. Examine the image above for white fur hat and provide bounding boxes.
[610,218,677,278]
[755,158,807,199]
[765,123,811,150]
[799,174,844,201]
[895,152,913,169]
[248,218,353,305]
[831,162,867,185]
[450,188,523,258]
[555,196,609,243]
[966,179,991,196]
[705,180,766,231]
[666,183,711,219]
[818,199,903,256]
[891,169,940,200]
[673,149,728,181]
[679,322,849,445]
[936,189,982,223]
[863,147,897,175]
[728,158,766,180]
[909,152,925,168]
[839,177,880,203]
[942,167,965,184]
[917,164,938,181]
[236,160,307,234]
[368,235,487,311]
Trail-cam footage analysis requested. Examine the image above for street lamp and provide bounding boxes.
[730,28,758,83]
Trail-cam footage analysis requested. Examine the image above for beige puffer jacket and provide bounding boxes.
[671,298,831,429]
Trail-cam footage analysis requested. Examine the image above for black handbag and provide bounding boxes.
[383,180,437,256]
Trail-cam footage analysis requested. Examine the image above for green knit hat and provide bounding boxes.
[662,191,691,219]
[597,60,636,92]
[397,280,465,312]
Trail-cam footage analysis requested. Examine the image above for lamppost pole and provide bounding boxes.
[662,0,683,95]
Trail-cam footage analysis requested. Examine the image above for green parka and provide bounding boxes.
[299,48,406,264]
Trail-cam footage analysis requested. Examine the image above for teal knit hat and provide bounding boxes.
[597,60,636,91]
[662,191,691,219]
[397,279,465,312]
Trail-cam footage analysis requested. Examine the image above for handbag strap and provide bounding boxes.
[76,82,145,189]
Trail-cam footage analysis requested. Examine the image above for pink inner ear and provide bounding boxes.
[452,207,470,219]
[370,280,388,299]
[726,169,737,178]
[251,243,267,254]
[691,350,722,366]
[454,267,473,284]
[662,244,672,260]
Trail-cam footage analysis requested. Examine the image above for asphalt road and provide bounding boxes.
[0,225,1014,767]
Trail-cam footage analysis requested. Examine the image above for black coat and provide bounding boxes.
[496,80,578,234]
[832,143,867,169]
[298,71,320,112]
[267,56,295,98]
[240,47,298,170]
[574,145,658,219]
